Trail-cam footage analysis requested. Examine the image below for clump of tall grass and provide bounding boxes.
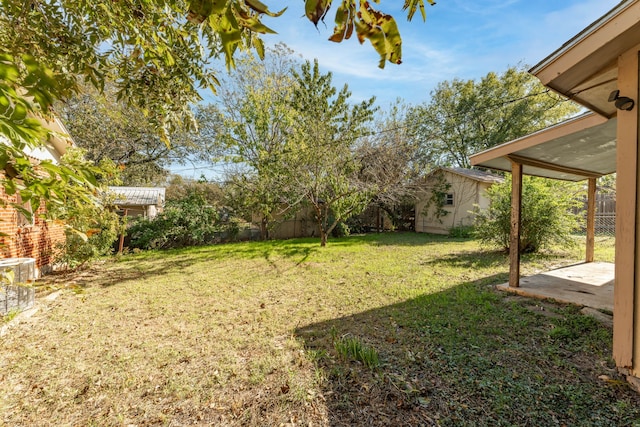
[334,335,380,369]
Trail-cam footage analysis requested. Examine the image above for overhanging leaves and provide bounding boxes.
[403,0,436,22]
[305,0,333,26]
[355,3,402,68]
[323,1,405,68]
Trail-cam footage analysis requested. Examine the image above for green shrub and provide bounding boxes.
[57,210,124,269]
[331,221,351,238]
[448,224,475,238]
[474,176,583,253]
[52,150,125,270]
[344,215,368,234]
[128,193,225,250]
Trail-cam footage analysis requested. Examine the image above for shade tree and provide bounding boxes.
[60,85,220,186]
[288,59,377,246]
[407,67,581,168]
[214,45,303,239]
[1,0,432,224]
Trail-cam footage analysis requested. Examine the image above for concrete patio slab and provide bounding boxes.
[496,262,614,312]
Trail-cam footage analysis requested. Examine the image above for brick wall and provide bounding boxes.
[0,180,66,274]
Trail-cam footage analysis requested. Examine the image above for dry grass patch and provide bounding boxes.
[1,233,636,426]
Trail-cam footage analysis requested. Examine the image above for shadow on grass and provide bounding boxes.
[329,232,462,247]
[92,233,450,287]
[86,239,322,287]
[418,249,507,270]
[295,274,640,427]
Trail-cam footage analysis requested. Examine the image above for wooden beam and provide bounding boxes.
[507,154,603,179]
[509,161,523,288]
[586,178,596,263]
[118,208,128,255]
[613,46,639,370]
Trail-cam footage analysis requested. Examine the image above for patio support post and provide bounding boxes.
[509,161,522,288]
[586,178,596,263]
[613,46,639,371]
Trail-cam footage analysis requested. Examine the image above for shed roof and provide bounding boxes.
[440,167,505,184]
[108,187,166,206]
[470,113,616,181]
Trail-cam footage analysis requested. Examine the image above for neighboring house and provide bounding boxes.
[108,187,166,219]
[415,167,504,235]
[0,116,72,277]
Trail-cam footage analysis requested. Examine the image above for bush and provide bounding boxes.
[331,221,351,237]
[474,176,583,253]
[57,211,123,269]
[448,224,475,238]
[128,193,225,250]
[344,215,368,234]
[52,150,125,270]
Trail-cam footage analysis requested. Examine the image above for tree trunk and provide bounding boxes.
[260,217,269,241]
[320,230,327,247]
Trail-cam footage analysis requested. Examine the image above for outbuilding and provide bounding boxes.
[415,167,503,235]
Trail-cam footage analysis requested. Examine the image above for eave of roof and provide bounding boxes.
[41,116,74,156]
[469,113,616,181]
[530,0,640,117]
[108,186,166,206]
[443,167,504,184]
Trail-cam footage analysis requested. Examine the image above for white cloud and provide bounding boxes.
[252,0,622,106]
[449,0,521,16]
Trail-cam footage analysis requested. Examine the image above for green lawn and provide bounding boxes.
[1,233,637,426]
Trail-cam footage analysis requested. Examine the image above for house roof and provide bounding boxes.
[108,187,166,206]
[430,167,504,184]
[530,0,639,117]
[470,113,616,181]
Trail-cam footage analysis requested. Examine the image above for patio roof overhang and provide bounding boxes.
[469,112,616,181]
[468,0,640,385]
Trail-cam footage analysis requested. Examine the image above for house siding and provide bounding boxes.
[0,179,66,274]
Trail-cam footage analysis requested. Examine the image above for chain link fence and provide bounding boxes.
[573,194,616,237]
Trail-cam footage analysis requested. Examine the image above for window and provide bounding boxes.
[444,193,454,206]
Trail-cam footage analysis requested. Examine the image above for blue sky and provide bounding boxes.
[179,0,620,178]
[260,0,620,107]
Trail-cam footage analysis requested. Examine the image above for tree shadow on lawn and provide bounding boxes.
[418,246,587,272]
[67,241,320,288]
[295,274,640,427]
[333,232,463,248]
[417,249,507,270]
[53,254,207,288]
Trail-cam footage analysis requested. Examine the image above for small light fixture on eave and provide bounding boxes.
[608,89,635,111]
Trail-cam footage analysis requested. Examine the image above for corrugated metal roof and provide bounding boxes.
[108,186,165,206]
